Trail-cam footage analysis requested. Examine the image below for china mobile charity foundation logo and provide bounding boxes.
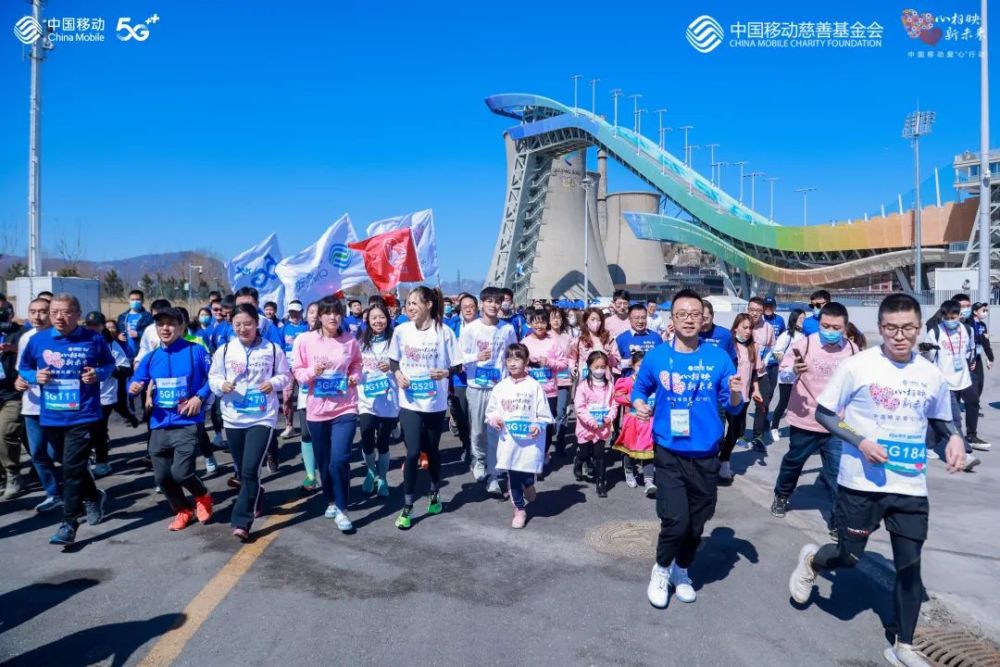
[13,16,42,44]
[686,15,724,53]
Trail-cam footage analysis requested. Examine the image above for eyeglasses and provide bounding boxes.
[810,302,827,308]
[880,324,920,337]
[673,311,703,321]
[746,307,763,314]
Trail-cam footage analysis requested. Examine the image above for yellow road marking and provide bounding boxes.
[137,495,310,667]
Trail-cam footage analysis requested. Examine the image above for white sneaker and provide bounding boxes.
[280,425,295,439]
[719,461,733,481]
[205,456,218,474]
[883,642,931,667]
[332,508,353,532]
[789,543,819,604]
[770,428,781,442]
[963,453,981,472]
[486,478,502,495]
[669,564,696,603]
[624,465,637,488]
[647,564,669,609]
[324,503,338,519]
[644,481,657,498]
[472,462,486,483]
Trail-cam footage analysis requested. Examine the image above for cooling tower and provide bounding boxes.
[604,191,666,286]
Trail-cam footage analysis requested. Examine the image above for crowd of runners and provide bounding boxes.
[0,283,991,667]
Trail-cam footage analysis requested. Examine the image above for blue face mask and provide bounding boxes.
[818,329,842,346]
[812,307,821,317]
[943,319,961,331]
[198,315,211,326]
[960,308,972,320]
[130,300,142,311]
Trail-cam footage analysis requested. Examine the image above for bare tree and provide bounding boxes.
[55,223,86,274]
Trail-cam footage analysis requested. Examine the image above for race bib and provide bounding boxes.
[43,378,81,411]
[234,385,268,414]
[362,373,390,398]
[505,419,536,440]
[407,376,437,399]
[588,403,610,424]
[556,368,571,381]
[528,367,552,382]
[314,372,347,398]
[473,366,501,388]
[155,377,188,409]
[670,408,691,437]
[880,432,927,477]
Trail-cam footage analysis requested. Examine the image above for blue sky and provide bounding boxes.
[0,0,994,281]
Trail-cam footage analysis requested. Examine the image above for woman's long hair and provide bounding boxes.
[361,303,394,352]
[731,313,757,363]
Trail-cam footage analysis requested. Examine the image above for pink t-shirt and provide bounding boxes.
[568,335,621,377]
[291,330,362,422]
[550,331,574,387]
[734,341,755,402]
[604,313,631,340]
[520,332,568,398]
[574,379,615,443]
[751,318,775,372]
[779,333,859,432]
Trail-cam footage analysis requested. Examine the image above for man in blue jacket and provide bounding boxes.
[116,289,154,359]
[632,289,743,611]
[698,299,737,363]
[130,307,214,532]
[801,290,830,336]
[615,304,663,376]
[19,293,116,546]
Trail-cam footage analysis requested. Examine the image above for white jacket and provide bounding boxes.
[209,337,291,428]
[485,376,554,474]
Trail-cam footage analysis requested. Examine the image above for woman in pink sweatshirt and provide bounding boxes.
[573,350,616,497]
[521,307,568,468]
[292,296,362,532]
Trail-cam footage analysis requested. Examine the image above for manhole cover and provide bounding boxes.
[586,520,659,559]
[914,629,1000,667]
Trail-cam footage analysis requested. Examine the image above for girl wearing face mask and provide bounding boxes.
[565,309,582,338]
[195,308,214,335]
[718,314,759,483]
[573,351,616,497]
[568,308,621,383]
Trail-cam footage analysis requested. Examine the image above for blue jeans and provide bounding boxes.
[554,386,570,450]
[774,426,842,527]
[308,414,358,511]
[25,414,61,498]
[507,470,535,510]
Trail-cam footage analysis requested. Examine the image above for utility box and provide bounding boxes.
[8,276,101,320]
[932,268,978,303]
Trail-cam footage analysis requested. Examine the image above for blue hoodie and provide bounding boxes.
[699,324,737,364]
[631,341,742,457]
[132,338,213,429]
[19,326,116,427]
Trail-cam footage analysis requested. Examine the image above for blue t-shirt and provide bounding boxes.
[631,341,743,457]
[764,313,786,338]
[280,320,310,352]
[615,329,663,376]
[343,315,363,337]
[802,315,820,336]
[210,321,235,351]
[699,324,737,364]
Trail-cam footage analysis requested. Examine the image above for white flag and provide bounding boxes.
[275,214,368,304]
[226,233,285,312]
[365,209,439,282]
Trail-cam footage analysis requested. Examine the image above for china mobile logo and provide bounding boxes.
[13,16,42,45]
[687,15,724,53]
[328,244,351,269]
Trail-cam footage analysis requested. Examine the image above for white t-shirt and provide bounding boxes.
[101,341,131,406]
[485,375,554,474]
[17,327,44,416]
[388,321,459,413]
[357,337,399,418]
[648,312,666,335]
[458,318,517,390]
[135,325,160,364]
[922,324,973,391]
[818,346,952,497]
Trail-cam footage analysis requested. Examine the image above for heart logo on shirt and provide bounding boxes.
[42,350,65,369]
[501,399,513,412]
[228,360,247,375]
[658,371,670,389]
[671,373,687,395]
[476,340,490,351]
[403,345,420,362]
[869,384,900,411]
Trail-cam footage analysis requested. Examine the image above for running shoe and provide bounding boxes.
[644,481,657,498]
[770,495,789,518]
[967,435,992,451]
[2,475,22,499]
[395,506,412,530]
[486,478,502,496]
[212,432,225,449]
[770,428,781,442]
[49,521,77,545]
[669,564,696,603]
[194,494,213,523]
[789,543,819,604]
[573,459,584,481]
[750,438,767,453]
[35,496,63,513]
[227,476,241,489]
[426,492,443,515]
[472,462,486,483]
[362,467,377,494]
[302,475,320,492]
[735,438,750,449]
[963,453,981,472]
[883,642,932,667]
[84,489,106,526]
[324,503,338,519]
[204,456,218,475]
[91,463,112,479]
[511,508,527,529]
[332,508,353,532]
[266,454,279,473]
[646,564,669,609]
[232,527,250,542]
[624,465,637,488]
[280,425,295,439]
[596,480,607,498]
[169,509,194,531]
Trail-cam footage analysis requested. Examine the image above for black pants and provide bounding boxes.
[210,398,224,436]
[227,425,271,530]
[719,403,750,462]
[576,439,607,481]
[654,446,719,569]
[752,368,776,439]
[448,386,471,454]
[774,427,842,528]
[196,423,214,459]
[359,413,396,455]
[972,355,986,399]
[954,384,981,438]
[149,424,208,512]
[399,408,444,504]
[44,423,99,524]
[770,383,793,431]
[813,486,927,644]
[91,405,114,464]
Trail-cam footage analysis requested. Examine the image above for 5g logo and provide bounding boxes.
[117,15,158,42]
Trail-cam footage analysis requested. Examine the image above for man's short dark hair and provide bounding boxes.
[878,293,921,322]
[221,295,236,309]
[348,299,361,307]
[500,288,514,300]
[150,299,172,314]
[819,301,849,324]
[809,289,832,302]
[37,290,53,300]
[208,290,222,300]
[939,299,961,317]
[951,293,971,304]
[235,286,259,303]
[481,286,504,302]
[701,298,715,315]
[748,296,765,307]
[263,301,278,310]
[129,290,144,300]
[613,289,631,302]
[628,303,647,315]
[670,288,702,310]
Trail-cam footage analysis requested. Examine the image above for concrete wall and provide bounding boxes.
[604,191,665,286]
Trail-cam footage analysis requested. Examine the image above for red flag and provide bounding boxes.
[348,228,423,292]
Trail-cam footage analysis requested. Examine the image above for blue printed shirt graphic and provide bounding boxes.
[631,342,742,457]
[19,326,116,427]
[698,324,737,364]
[764,313,786,340]
[280,320,310,352]
[615,329,663,377]
[802,315,820,336]
[132,338,213,429]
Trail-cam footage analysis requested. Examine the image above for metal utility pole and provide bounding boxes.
[610,89,623,130]
[903,109,936,292]
[582,176,594,302]
[705,144,719,184]
[733,161,748,203]
[745,171,764,210]
[655,109,667,148]
[688,145,700,170]
[979,0,992,302]
[795,187,816,226]
[589,78,599,114]
[628,94,642,132]
[187,265,203,307]
[571,74,582,114]
[27,0,50,278]
[679,125,694,167]
[764,176,780,220]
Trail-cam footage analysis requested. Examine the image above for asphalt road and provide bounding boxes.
[1,374,998,666]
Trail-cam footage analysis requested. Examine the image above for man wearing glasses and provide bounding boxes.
[801,289,831,336]
[789,293,965,667]
[633,289,743,611]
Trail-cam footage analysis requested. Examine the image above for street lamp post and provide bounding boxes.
[795,187,816,226]
[655,109,667,148]
[571,74,582,114]
[903,109,936,292]
[733,161,748,203]
[688,145,700,170]
[610,89,623,130]
[705,144,719,184]
[745,171,764,210]
[764,177,780,220]
[188,264,203,308]
[679,125,694,167]
[589,78,599,114]
[978,0,991,303]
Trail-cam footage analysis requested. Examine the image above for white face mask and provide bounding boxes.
[591,368,606,380]
[567,315,578,326]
